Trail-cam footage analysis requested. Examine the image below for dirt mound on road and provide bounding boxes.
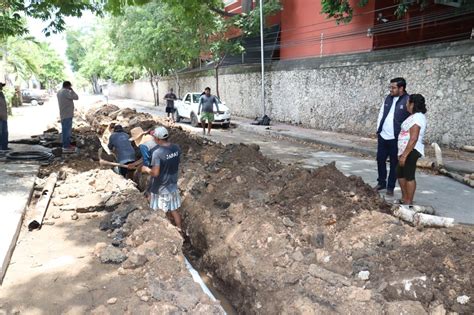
[173,127,473,314]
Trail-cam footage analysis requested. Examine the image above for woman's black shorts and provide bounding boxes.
[396,149,421,181]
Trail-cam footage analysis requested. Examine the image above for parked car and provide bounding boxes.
[174,92,231,128]
[21,89,49,105]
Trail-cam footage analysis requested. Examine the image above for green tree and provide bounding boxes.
[36,44,65,90]
[320,0,431,24]
[110,1,210,105]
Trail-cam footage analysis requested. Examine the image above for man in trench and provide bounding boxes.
[107,124,136,178]
[145,126,183,232]
[127,126,159,196]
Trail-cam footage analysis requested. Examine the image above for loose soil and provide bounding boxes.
[1,102,472,314]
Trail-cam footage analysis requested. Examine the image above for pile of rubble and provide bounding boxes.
[36,103,472,314]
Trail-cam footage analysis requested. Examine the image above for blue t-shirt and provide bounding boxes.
[150,144,181,194]
[108,132,136,164]
[139,139,159,167]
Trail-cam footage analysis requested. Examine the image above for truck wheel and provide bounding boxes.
[31,99,38,106]
[222,123,230,129]
[191,113,199,127]
[175,110,182,122]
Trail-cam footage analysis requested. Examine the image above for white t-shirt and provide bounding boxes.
[377,97,399,140]
[398,113,427,157]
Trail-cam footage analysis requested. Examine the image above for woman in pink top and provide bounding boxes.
[397,94,427,205]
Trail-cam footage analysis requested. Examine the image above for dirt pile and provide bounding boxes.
[35,166,225,314]
[46,103,473,314]
[173,138,473,314]
[81,104,474,314]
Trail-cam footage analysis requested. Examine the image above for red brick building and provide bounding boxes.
[223,0,474,60]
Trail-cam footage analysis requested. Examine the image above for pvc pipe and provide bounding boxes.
[431,143,443,168]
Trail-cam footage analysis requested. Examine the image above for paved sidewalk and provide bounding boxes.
[0,161,38,283]
[232,116,474,175]
[108,97,474,224]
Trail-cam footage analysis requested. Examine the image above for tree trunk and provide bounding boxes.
[91,75,100,94]
[148,71,158,107]
[173,70,181,98]
[215,65,220,98]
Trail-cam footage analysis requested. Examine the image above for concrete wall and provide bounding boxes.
[109,40,474,148]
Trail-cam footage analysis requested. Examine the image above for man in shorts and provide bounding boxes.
[149,126,183,231]
[163,88,177,121]
[197,87,219,136]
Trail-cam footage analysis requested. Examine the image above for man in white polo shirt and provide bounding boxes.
[375,77,410,196]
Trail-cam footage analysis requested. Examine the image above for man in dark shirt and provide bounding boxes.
[198,87,219,136]
[147,126,183,231]
[163,88,177,121]
[108,125,136,178]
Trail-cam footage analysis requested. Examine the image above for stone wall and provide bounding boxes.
[109,40,474,148]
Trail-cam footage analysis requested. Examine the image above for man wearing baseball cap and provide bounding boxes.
[148,126,183,231]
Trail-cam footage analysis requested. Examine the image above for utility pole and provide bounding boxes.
[259,0,265,115]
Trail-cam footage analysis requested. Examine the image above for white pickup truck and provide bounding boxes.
[174,92,231,128]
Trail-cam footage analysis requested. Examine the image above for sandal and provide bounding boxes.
[393,199,404,205]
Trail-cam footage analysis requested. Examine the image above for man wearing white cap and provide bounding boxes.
[148,126,183,231]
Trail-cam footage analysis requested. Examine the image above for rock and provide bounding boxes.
[76,194,104,213]
[117,267,127,275]
[43,221,55,226]
[292,250,304,262]
[456,295,470,305]
[94,242,108,257]
[348,287,372,302]
[52,213,61,219]
[61,204,76,211]
[150,303,179,315]
[309,232,325,248]
[107,297,117,305]
[236,176,244,183]
[140,296,149,302]
[71,213,79,220]
[308,264,351,286]
[123,252,148,269]
[283,217,295,227]
[384,273,433,304]
[357,270,370,281]
[100,246,127,264]
[52,198,64,206]
[430,303,447,315]
[385,301,427,315]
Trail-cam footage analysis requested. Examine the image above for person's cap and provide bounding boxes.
[129,127,146,143]
[152,126,169,140]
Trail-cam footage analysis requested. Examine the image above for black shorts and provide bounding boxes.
[165,107,175,113]
[396,149,421,181]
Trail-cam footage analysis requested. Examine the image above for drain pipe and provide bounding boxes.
[184,257,218,302]
[27,173,57,231]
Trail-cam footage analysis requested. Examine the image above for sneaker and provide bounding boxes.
[386,190,394,197]
[373,184,386,191]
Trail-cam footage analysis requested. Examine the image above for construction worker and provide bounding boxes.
[108,125,136,178]
[198,87,219,136]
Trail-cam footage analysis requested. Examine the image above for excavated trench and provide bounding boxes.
[79,104,474,314]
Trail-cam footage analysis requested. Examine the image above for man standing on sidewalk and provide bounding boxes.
[148,126,183,232]
[0,83,9,151]
[375,77,410,196]
[198,87,219,136]
[57,81,79,153]
[164,88,177,122]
